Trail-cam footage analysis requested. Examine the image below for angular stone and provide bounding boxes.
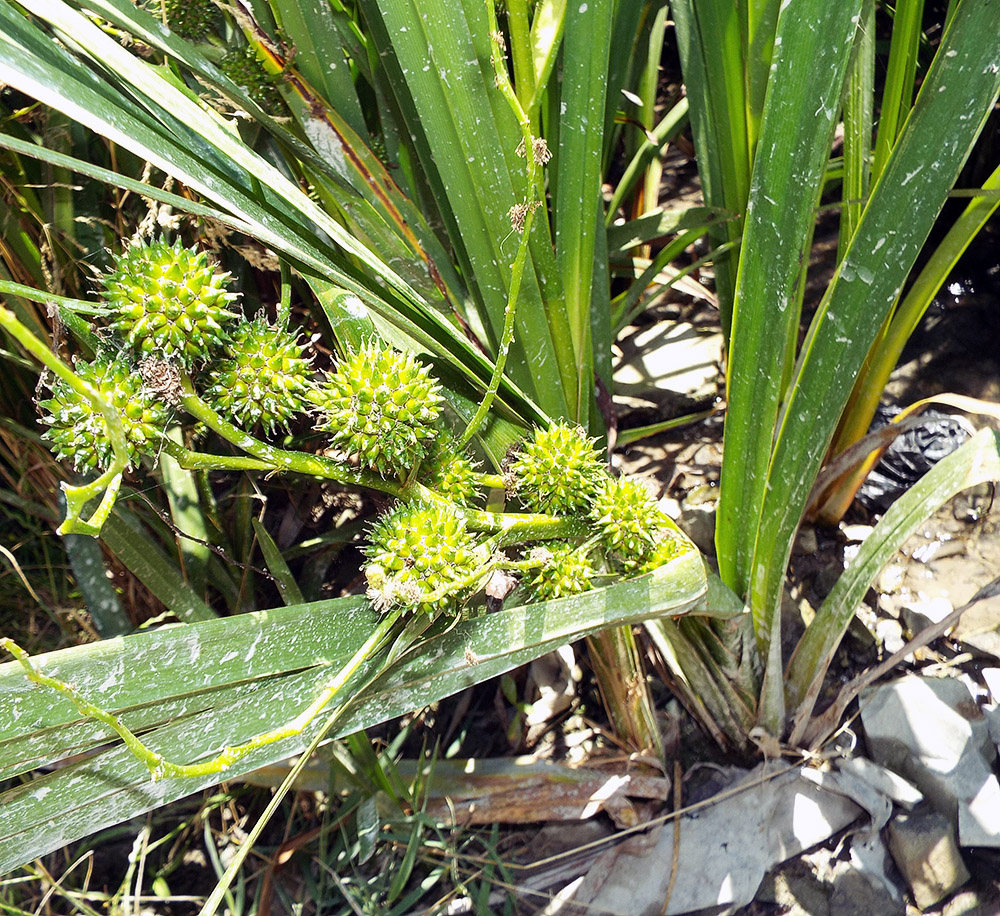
[829,856,905,916]
[953,595,1000,661]
[835,757,923,810]
[887,811,970,910]
[860,676,1000,846]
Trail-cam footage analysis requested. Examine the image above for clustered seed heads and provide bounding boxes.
[315,342,443,478]
[204,314,313,434]
[33,231,691,623]
[39,357,169,472]
[104,238,239,367]
[364,503,487,614]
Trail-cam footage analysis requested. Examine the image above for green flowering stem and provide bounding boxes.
[0,609,403,779]
[405,481,586,542]
[177,375,405,498]
[159,438,280,474]
[473,472,505,490]
[459,10,546,449]
[0,306,127,536]
[484,3,544,200]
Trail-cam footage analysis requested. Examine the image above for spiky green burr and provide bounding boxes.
[364,502,486,614]
[506,422,604,515]
[316,342,443,478]
[419,434,479,504]
[39,357,169,472]
[220,46,284,111]
[102,239,239,367]
[203,315,313,434]
[525,541,596,601]
[591,477,665,566]
[162,0,215,40]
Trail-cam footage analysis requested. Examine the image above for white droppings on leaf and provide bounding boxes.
[244,637,260,662]
[219,650,239,665]
[303,118,348,180]
[579,2,587,10]
[98,657,124,693]
[344,296,368,319]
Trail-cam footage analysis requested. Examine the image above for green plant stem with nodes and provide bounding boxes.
[176,377,583,542]
[0,609,403,779]
[0,306,125,536]
[177,375,405,496]
[459,3,547,449]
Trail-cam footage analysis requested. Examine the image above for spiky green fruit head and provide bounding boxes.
[317,342,443,478]
[162,0,215,40]
[525,542,596,601]
[102,238,239,367]
[590,476,666,566]
[220,46,284,112]
[507,422,604,515]
[419,434,479,505]
[364,502,486,614]
[203,315,313,434]
[39,357,169,472]
[632,533,689,575]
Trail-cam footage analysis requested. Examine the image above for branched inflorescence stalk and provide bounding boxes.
[4,226,693,780]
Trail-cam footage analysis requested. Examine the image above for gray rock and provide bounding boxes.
[677,500,716,556]
[568,763,862,916]
[860,676,1000,846]
[834,757,923,810]
[829,855,905,916]
[953,595,1000,661]
[887,810,970,910]
[757,860,832,916]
